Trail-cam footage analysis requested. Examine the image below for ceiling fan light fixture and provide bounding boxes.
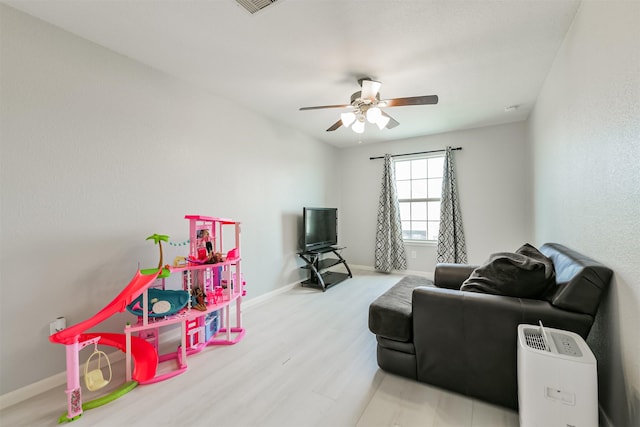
[366,107,382,123]
[352,119,365,134]
[340,111,356,127]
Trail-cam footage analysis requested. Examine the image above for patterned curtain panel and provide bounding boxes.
[437,147,468,263]
[375,154,407,272]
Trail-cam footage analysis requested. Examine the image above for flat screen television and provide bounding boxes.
[303,207,338,251]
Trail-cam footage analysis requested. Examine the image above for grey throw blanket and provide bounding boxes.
[461,244,555,298]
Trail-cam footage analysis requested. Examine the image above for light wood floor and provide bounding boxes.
[1,270,519,427]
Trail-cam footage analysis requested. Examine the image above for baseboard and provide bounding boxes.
[0,279,302,411]
[349,264,434,280]
[0,347,127,411]
[0,370,68,411]
[241,279,300,310]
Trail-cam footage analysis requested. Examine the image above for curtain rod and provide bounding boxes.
[369,146,462,160]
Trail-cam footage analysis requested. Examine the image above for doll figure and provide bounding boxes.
[201,229,213,254]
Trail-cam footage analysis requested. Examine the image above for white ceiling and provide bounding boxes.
[5,0,581,147]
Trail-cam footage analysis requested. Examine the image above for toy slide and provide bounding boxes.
[80,333,158,382]
[50,269,161,345]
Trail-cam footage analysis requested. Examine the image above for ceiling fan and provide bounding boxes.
[299,78,438,133]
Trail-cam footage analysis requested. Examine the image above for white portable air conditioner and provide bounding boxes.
[517,323,598,427]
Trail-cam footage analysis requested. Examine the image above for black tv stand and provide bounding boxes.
[298,246,352,292]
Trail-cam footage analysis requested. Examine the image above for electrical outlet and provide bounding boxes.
[411,251,417,259]
[49,317,66,335]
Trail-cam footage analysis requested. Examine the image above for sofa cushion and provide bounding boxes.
[369,275,434,342]
[434,263,478,290]
[377,336,416,354]
[540,243,613,316]
[460,244,555,299]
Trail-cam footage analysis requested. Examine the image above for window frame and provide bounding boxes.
[393,153,445,244]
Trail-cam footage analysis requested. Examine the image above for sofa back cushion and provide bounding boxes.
[540,243,613,316]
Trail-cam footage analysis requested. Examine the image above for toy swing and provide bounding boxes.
[84,343,112,391]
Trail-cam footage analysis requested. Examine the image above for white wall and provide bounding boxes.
[338,121,532,273]
[0,5,338,395]
[527,2,640,425]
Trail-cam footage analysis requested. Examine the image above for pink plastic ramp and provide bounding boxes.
[50,269,161,345]
[81,333,158,382]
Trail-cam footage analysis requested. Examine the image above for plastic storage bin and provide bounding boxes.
[205,311,220,341]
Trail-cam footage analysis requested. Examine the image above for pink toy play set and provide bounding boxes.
[49,215,246,423]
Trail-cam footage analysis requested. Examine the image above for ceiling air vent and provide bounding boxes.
[236,0,279,14]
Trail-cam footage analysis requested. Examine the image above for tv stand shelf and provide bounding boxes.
[298,246,352,291]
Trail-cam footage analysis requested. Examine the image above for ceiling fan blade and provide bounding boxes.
[382,95,439,107]
[382,111,400,129]
[326,120,343,132]
[360,79,382,101]
[299,104,350,111]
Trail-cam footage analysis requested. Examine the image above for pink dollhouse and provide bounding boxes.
[49,215,245,423]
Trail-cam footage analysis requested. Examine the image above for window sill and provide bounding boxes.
[403,240,437,247]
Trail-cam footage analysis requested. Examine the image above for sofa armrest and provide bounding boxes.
[433,263,478,289]
[411,286,593,409]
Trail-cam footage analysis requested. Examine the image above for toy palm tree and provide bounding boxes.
[145,234,170,277]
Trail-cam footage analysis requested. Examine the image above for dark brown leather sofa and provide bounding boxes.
[368,243,612,409]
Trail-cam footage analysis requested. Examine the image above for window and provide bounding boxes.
[394,155,444,241]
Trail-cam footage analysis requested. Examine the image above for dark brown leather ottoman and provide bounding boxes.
[368,275,434,379]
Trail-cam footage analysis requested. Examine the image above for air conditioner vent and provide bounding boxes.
[236,0,279,14]
[524,330,548,351]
